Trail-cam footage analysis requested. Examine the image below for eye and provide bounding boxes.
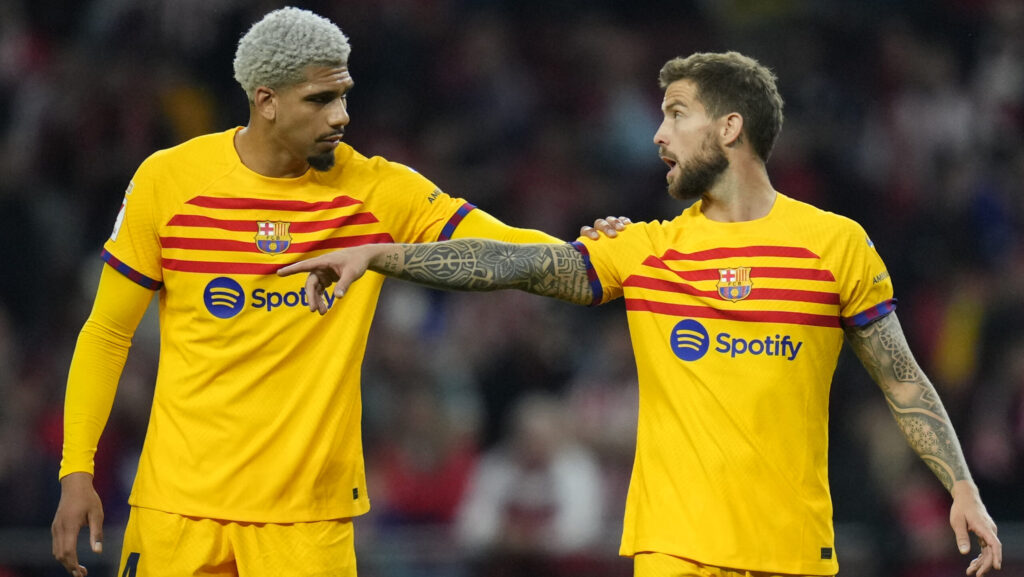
[307,93,340,104]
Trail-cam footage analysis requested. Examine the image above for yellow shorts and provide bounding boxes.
[633,552,831,577]
[118,506,357,577]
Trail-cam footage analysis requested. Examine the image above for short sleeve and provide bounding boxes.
[572,223,656,306]
[838,223,895,327]
[101,161,164,290]
[371,162,474,244]
[449,208,561,244]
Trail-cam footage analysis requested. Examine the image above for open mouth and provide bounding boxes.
[661,155,679,180]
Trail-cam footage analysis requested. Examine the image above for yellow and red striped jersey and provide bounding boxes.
[101,128,489,522]
[574,193,894,575]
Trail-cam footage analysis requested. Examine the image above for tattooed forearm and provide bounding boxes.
[380,249,402,275]
[371,239,594,305]
[844,313,970,491]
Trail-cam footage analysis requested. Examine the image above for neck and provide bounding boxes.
[699,159,776,222]
[234,124,310,178]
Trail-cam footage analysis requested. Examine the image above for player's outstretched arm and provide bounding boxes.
[844,312,1002,576]
[278,240,594,314]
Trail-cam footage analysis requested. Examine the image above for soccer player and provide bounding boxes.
[49,7,626,577]
[280,52,1003,577]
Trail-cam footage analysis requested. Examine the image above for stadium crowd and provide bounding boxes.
[1,0,1022,576]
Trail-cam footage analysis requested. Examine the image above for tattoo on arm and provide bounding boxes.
[374,239,594,305]
[381,250,402,275]
[844,313,969,491]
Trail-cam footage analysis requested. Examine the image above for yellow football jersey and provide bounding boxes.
[574,193,894,575]
[103,128,490,522]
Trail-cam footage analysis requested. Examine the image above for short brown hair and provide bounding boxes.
[659,52,784,161]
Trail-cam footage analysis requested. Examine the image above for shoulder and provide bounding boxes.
[776,195,889,286]
[613,214,691,248]
[327,145,437,196]
[780,194,859,227]
[583,219,657,246]
[580,212,696,255]
[138,129,235,178]
[777,194,869,240]
[337,144,426,182]
[576,219,665,269]
[333,146,442,213]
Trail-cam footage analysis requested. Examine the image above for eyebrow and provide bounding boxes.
[304,84,354,100]
[304,90,337,100]
[662,98,688,112]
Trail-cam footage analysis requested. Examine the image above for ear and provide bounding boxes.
[253,86,277,121]
[720,112,744,148]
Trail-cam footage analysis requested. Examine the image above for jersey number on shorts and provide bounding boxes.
[121,552,140,577]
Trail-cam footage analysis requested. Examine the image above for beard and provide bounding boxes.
[667,132,729,201]
[308,151,336,172]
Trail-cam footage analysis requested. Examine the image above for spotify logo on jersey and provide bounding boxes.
[670,319,710,361]
[204,277,246,319]
[668,318,805,362]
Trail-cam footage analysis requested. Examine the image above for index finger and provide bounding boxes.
[278,256,324,277]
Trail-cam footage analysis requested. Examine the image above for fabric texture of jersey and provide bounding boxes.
[574,193,894,575]
[59,267,151,480]
[100,128,489,522]
[118,507,356,577]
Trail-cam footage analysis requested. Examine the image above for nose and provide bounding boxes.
[327,98,350,128]
[653,118,669,147]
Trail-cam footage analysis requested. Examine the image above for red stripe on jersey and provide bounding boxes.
[642,256,836,283]
[661,246,821,261]
[160,232,395,253]
[166,212,380,232]
[162,237,254,251]
[167,215,252,231]
[623,275,840,305]
[746,287,839,305]
[163,259,282,275]
[161,233,395,274]
[625,298,840,328]
[289,213,380,232]
[624,275,713,298]
[752,267,836,282]
[185,195,362,211]
[299,233,396,251]
[642,257,719,281]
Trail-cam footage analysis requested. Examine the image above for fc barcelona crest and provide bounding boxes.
[717,266,752,302]
[255,221,292,255]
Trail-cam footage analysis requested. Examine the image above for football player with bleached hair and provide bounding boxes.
[51,7,629,577]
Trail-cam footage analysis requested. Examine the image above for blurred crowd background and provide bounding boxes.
[1,0,1023,576]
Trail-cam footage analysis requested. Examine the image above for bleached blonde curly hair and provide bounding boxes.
[233,7,351,102]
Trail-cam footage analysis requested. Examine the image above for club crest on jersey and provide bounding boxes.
[717,266,752,302]
[255,221,292,255]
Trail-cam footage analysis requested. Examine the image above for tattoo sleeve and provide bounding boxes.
[844,313,970,492]
[371,239,594,305]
